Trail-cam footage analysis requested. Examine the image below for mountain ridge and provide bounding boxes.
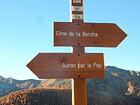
[0,66,140,105]
[0,76,40,97]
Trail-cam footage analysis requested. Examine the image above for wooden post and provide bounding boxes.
[71,0,87,105]
[72,46,87,105]
[72,78,87,105]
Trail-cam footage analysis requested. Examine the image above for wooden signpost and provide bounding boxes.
[27,0,127,105]
[27,53,104,79]
[54,22,126,47]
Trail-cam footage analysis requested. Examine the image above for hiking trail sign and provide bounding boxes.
[27,53,104,78]
[27,0,127,105]
[54,22,126,47]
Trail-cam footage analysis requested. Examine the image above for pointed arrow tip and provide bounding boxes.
[26,63,30,69]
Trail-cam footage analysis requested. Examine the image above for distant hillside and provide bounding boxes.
[0,66,140,105]
[0,76,40,97]
[39,66,140,96]
[0,88,71,105]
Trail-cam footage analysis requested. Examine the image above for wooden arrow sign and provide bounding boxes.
[54,22,127,47]
[27,53,104,79]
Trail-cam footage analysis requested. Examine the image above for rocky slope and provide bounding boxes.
[0,66,140,105]
[0,88,71,105]
[39,66,140,96]
[0,76,40,97]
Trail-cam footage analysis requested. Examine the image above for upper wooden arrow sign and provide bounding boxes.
[27,53,104,79]
[54,22,127,47]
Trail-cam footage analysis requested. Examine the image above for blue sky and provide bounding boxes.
[0,0,140,80]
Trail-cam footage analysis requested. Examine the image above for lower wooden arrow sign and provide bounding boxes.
[27,53,104,79]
